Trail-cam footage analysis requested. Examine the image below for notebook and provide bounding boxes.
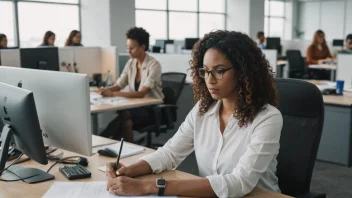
[102,142,146,159]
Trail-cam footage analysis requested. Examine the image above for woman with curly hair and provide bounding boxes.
[104,30,283,197]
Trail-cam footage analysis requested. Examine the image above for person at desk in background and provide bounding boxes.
[105,30,283,197]
[65,30,83,47]
[99,27,164,143]
[256,31,266,49]
[39,31,55,47]
[344,34,352,50]
[0,34,8,49]
[306,30,334,65]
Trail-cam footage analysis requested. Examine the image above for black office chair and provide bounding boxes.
[137,72,187,148]
[275,78,326,198]
[286,50,309,79]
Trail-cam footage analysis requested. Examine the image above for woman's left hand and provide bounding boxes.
[101,89,114,97]
[107,176,154,196]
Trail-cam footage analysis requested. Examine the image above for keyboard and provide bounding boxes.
[59,165,91,180]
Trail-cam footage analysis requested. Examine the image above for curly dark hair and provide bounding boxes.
[190,30,278,128]
[126,27,150,51]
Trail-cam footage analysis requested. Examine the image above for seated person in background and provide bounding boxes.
[0,34,8,49]
[344,34,352,50]
[105,30,283,197]
[99,27,164,142]
[306,30,334,65]
[65,30,83,47]
[256,31,266,49]
[39,31,55,47]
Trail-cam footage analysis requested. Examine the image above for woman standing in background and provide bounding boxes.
[65,30,83,47]
[39,31,55,47]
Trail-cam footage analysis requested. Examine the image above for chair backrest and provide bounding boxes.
[286,50,306,72]
[275,78,324,197]
[161,72,187,104]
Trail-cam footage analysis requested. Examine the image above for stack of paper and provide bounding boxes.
[90,92,128,105]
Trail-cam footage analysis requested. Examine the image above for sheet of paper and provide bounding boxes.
[102,143,146,158]
[42,181,176,198]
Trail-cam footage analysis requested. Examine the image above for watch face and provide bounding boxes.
[157,179,166,186]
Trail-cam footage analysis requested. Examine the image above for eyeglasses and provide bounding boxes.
[198,67,233,80]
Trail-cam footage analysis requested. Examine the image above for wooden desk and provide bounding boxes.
[309,64,337,81]
[0,135,291,198]
[307,80,352,166]
[90,97,163,134]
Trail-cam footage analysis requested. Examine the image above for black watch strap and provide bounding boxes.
[158,187,165,196]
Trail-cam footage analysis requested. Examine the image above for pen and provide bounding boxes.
[113,138,124,171]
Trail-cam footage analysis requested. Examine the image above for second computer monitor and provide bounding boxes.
[266,37,281,55]
[185,38,199,50]
[20,47,59,71]
[0,67,92,156]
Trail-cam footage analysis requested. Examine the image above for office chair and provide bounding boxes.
[275,78,326,198]
[136,72,187,148]
[286,50,309,79]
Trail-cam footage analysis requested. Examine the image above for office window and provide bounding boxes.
[136,10,167,46]
[18,2,79,47]
[24,0,78,3]
[0,1,16,47]
[199,13,225,37]
[135,0,226,42]
[135,0,166,10]
[265,0,285,38]
[199,0,225,13]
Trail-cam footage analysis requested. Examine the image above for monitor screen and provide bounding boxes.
[185,38,199,50]
[20,47,59,71]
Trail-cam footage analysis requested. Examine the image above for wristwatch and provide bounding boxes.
[156,178,166,196]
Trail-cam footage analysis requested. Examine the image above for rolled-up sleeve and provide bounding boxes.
[140,104,197,173]
[116,61,130,89]
[206,113,283,198]
[142,61,162,89]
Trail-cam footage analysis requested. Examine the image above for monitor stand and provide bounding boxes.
[0,125,55,183]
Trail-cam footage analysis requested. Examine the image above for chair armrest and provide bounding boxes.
[297,192,326,198]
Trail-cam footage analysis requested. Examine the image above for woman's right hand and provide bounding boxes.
[106,162,130,180]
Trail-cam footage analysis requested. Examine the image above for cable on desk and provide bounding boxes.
[0,153,27,182]
[0,153,24,174]
[46,156,81,173]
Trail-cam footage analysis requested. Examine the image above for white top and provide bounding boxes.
[116,53,164,99]
[141,101,283,197]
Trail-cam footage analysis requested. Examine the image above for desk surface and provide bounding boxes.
[91,98,163,113]
[309,64,337,70]
[307,80,352,106]
[0,135,291,198]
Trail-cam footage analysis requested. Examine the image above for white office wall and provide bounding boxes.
[226,0,264,40]
[81,0,111,47]
[320,1,345,40]
[299,1,320,40]
[298,0,349,40]
[226,0,250,34]
[346,0,352,35]
[249,0,265,39]
[110,0,135,54]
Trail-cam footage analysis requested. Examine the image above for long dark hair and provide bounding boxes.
[65,30,81,46]
[190,30,278,128]
[42,31,55,46]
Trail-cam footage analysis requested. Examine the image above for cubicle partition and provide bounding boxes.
[0,47,118,81]
[336,53,352,89]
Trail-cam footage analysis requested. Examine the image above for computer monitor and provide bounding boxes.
[185,38,199,50]
[0,67,92,156]
[20,47,59,71]
[155,40,165,48]
[332,39,344,47]
[0,82,54,183]
[266,37,282,55]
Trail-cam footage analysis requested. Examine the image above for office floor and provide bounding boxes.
[143,131,352,198]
